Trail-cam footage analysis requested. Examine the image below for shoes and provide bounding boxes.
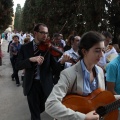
[11,74,15,81]
[16,83,20,87]
[12,78,15,81]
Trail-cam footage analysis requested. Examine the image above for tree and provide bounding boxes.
[14,4,22,31]
[0,0,13,33]
[107,0,120,43]
[21,0,34,32]
[20,0,120,40]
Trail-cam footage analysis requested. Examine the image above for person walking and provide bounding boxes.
[16,23,64,120]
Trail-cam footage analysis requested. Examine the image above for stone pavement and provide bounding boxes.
[0,40,53,120]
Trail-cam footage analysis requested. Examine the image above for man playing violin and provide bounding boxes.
[52,35,80,85]
[59,35,80,68]
[15,23,65,120]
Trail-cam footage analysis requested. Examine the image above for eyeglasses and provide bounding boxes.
[38,31,49,35]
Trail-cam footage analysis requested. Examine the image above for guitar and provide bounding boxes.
[62,89,119,120]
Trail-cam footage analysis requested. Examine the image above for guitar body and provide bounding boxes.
[62,89,118,120]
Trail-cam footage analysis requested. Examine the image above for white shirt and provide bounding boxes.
[59,48,79,68]
[61,39,66,47]
[98,47,118,67]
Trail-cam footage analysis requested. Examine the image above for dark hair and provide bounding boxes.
[118,38,120,49]
[69,35,75,42]
[33,23,47,32]
[101,31,112,39]
[53,33,61,38]
[12,35,19,39]
[78,31,105,59]
[24,37,30,43]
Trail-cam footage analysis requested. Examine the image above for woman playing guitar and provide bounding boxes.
[45,31,106,120]
[45,31,120,120]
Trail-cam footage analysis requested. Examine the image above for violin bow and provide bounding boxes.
[58,21,68,33]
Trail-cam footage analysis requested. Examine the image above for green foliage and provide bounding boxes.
[0,0,13,33]
[14,4,22,31]
[107,0,120,40]
[21,0,36,32]
[19,0,120,41]
[21,0,108,36]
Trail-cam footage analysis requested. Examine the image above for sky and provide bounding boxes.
[13,0,26,13]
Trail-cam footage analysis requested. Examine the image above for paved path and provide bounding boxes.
[0,40,53,120]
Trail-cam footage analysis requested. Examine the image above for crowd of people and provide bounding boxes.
[1,23,120,120]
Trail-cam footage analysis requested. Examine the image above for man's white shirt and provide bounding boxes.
[59,48,79,68]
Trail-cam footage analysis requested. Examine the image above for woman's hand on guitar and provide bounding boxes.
[85,111,99,120]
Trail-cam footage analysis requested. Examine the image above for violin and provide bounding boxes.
[38,39,79,64]
[38,39,63,57]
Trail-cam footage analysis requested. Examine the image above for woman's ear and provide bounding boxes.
[81,49,86,56]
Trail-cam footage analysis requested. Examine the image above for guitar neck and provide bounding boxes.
[96,99,120,116]
[106,99,120,113]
